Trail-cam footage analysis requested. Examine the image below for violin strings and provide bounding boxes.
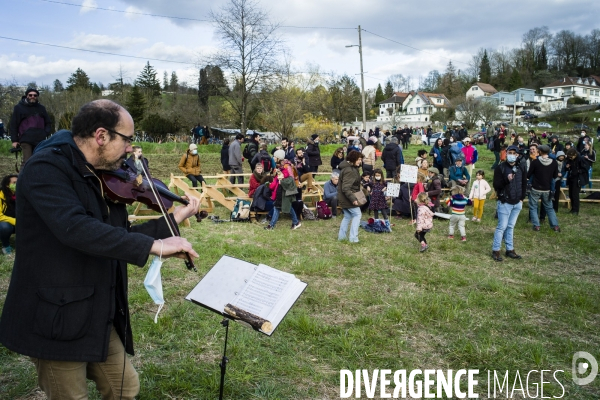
[140,164,177,238]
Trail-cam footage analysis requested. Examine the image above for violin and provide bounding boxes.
[100,161,197,272]
[101,168,188,213]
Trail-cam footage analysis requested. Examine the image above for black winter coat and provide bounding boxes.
[221,144,230,170]
[9,97,52,145]
[305,140,322,167]
[0,131,173,362]
[381,143,401,171]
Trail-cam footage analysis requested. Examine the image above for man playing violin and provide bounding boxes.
[0,99,200,400]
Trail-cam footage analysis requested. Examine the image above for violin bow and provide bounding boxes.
[138,158,197,272]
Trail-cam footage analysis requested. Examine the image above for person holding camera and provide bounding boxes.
[491,145,527,262]
[9,88,52,165]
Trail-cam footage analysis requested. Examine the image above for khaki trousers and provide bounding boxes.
[31,327,139,400]
[300,173,317,191]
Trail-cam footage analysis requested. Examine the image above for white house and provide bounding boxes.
[541,77,600,104]
[534,94,566,112]
[466,82,498,99]
[396,92,450,125]
[376,93,411,122]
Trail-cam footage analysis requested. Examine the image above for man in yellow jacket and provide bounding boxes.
[178,144,207,222]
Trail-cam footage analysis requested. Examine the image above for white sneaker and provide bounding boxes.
[292,222,302,230]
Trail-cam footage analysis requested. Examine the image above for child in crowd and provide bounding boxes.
[410,173,426,224]
[368,169,389,220]
[468,169,491,222]
[360,171,371,212]
[447,185,472,241]
[415,192,434,252]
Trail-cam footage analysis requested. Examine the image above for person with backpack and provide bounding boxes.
[264,167,301,231]
[251,143,274,174]
[229,133,244,184]
[448,157,470,188]
[322,171,339,217]
[491,145,527,262]
[243,132,260,170]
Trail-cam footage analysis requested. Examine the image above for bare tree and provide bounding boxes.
[207,0,285,134]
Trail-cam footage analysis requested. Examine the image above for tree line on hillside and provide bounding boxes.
[2,20,599,140]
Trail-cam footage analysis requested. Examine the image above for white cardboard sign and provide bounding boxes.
[386,183,400,198]
[399,164,419,184]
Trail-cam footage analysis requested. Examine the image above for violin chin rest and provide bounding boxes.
[197,210,209,220]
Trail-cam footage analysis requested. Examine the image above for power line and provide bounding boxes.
[360,28,472,67]
[38,0,354,29]
[39,0,210,22]
[0,36,195,65]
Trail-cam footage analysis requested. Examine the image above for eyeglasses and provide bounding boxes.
[27,94,38,98]
[104,128,133,145]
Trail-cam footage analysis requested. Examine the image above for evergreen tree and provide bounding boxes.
[374,83,385,104]
[169,71,179,93]
[508,69,523,91]
[384,80,394,98]
[536,44,548,71]
[53,79,64,92]
[66,68,92,91]
[136,62,162,98]
[163,71,169,91]
[479,50,492,83]
[126,85,146,124]
[92,83,101,95]
[198,67,209,108]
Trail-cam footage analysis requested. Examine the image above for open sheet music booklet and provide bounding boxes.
[185,255,307,336]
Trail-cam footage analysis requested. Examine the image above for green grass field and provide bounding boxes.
[0,141,599,399]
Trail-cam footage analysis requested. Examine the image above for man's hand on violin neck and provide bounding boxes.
[172,196,200,224]
[151,237,198,260]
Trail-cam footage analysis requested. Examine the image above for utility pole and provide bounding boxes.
[358,25,366,132]
[346,26,367,132]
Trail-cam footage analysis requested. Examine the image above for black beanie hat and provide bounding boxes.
[25,87,40,97]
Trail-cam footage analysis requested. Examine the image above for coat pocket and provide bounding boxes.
[33,286,95,341]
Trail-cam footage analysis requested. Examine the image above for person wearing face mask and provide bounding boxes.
[0,174,18,255]
[9,88,52,165]
[305,134,323,173]
[527,145,560,232]
[491,145,527,262]
[178,143,206,189]
[576,130,592,153]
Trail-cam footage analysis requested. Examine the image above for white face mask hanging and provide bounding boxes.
[144,239,165,323]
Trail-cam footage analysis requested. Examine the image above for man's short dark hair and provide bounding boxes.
[71,100,122,139]
[282,137,288,142]
[417,149,427,157]
[235,133,244,140]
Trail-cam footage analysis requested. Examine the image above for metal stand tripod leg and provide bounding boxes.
[219,318,230,400]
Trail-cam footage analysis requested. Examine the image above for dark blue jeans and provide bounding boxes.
[0,222,15,248]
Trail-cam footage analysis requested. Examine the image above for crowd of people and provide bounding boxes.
[0,88,598,399]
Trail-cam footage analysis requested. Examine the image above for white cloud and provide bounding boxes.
[69,33,148,52]
[80,0,97,15]
[140,42,217,64]
[124,6,143,20]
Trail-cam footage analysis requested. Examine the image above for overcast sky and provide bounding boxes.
[2,0,599,92]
